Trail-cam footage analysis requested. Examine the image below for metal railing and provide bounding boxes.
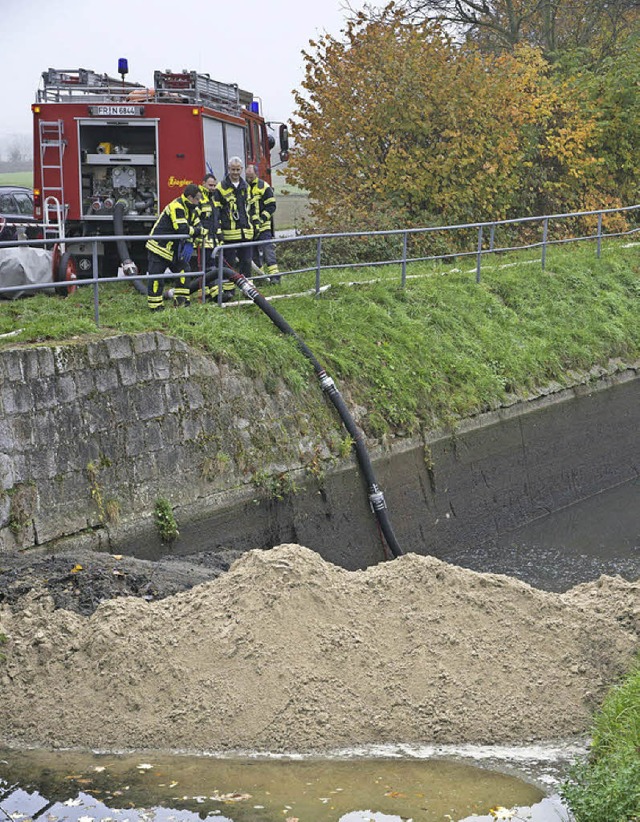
[1,203,638,327]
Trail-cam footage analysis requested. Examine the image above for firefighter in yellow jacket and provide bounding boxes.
[196,172,235,302]
[213,157,254,278]
[145,184,203,311]
[246,163,280,283]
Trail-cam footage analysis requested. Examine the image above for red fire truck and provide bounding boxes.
[32,64,288,279]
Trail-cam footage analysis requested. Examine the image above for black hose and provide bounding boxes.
[114,199,146,295]
[228,269,404,559]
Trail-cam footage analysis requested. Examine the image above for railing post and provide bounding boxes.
[476,225,483,283]
[489,223,495,252]
[597,212,603,258]
[315,237,322,296]
[401,231,408,287]
[92,240,100,326]
[217,248,224,306]
[541,217,548,270]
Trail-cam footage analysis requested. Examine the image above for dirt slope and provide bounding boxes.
[0,544,637,753]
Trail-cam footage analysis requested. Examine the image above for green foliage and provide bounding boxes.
[560,661,640,821]
[561,31,640,210]
[0,632,7,663]
[154,497,179,543]
[252,470,299,501]
[288,9,637,235]
[7,482,36,540]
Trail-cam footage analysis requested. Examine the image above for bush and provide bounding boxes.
[560,662,640,822]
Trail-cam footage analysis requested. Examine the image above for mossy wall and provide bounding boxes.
[0,333,637,567]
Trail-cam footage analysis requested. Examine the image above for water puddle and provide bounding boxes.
[0,744,577,821]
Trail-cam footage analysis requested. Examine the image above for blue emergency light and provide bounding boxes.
[250,101,260,114]
[118,58,129,77]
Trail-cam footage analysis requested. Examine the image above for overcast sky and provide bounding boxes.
[0,0,351,140]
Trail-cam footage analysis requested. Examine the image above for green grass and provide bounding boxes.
[561,660,640,821]
[0,239,638,438]
[0,171,33,188]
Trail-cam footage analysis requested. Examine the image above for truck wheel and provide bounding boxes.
[56,250,78,296]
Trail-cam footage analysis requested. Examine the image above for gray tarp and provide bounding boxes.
[0,247,54,299]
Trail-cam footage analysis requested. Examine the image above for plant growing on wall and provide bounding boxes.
[154,497,179,543]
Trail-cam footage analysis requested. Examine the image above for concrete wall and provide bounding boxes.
[0,333,637,569]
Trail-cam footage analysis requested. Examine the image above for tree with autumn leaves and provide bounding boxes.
[286,6,638,234]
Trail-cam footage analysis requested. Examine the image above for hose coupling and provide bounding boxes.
[368,489,387,512]
[122,259,138,277]
[235,276,259,300]
[318,373,335,392]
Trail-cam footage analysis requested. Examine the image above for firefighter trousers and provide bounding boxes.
[252,228,280,282]
[147,253,194,310]
[223,240,253,278]
[197,247,236,303]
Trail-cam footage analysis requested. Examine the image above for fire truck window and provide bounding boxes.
[252,123,262,161]
[225,124,245,166]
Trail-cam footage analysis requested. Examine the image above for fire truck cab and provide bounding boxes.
[32,64,284,276]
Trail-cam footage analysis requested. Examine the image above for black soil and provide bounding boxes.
[0,547,245,615]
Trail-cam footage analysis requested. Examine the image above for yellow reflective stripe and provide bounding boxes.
[146,239,174,260]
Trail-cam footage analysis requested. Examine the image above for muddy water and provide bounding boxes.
[0,746,574,822]
[439,477,640,591]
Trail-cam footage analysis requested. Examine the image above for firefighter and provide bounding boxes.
[194,172,234,303]
[197,173,218,270]
[145,184,203,310]
[246,163,280,284]
[213,157,254,280]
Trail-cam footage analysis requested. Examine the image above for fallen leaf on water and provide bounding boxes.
[490,808,516,821]
[384,790,406,798]
[71,564,83,573]
[209,791,251,802]
[111,555,124,560]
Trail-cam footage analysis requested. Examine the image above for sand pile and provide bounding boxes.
[0,544,637,753]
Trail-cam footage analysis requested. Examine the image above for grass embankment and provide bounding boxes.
[0,240,637,438]
[561,660,640,821]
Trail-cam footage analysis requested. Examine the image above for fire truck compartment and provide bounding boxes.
[79,119,158,219]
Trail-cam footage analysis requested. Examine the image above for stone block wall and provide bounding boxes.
[0,333,338,553]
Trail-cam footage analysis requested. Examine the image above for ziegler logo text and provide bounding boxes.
[168,176,194,187]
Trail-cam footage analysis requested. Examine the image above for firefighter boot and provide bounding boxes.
[174,279,191,307]
[221,283,236,303]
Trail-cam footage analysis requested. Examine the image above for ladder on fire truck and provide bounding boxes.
[38,119,67,241]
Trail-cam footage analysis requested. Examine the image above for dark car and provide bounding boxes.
[0,185,37,242]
